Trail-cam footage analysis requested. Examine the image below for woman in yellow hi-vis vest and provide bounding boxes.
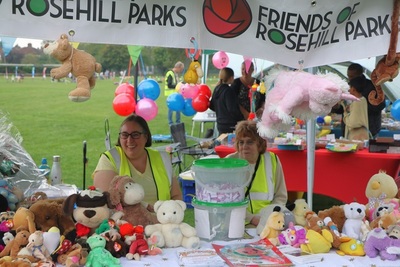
[165,61,184,125]
[226,120,288,226]
[93,114,182,212]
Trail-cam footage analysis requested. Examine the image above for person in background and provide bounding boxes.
[165,61,185,125]
[226,120,288,226]
[93,114,182,212]
[343,75,370,141]
[231,61,265,119]
[209,67,244,134]
[347,63,386,138]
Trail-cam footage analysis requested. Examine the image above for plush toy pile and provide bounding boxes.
[0,179,199,265]
[256,170,400,262]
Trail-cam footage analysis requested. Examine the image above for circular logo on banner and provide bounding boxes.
[202,0,252,38]
[26,0,50,16]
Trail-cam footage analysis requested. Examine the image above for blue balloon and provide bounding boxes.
[182,98,196,116]
[137,79,160,100]
[390,99,400,121]
[385,99,391,108]
[166,93,185,111]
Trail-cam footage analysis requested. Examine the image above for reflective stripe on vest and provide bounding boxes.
[105,147,171,200]
[247,152,277,214]
[164,70,176,96]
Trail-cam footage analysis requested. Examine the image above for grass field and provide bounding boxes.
[1,76,218,189]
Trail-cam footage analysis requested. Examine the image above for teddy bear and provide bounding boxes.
[342,202,366,240]
[365,170,399,221]
[368,212,397,230]
[300,229,333,254]
[144,200,200,249]
[56,243,88,267]
[256,204,295,236]
[364,227,400,260]
[304,212,343,249]
[11,207,36,234]
[259,206,285,245]
[63,187,114,239]
[0,226,30,258]
[29,199,76,240]
[26,231,51,262]
[317,205,346,233]
[43,33,102,102]
[108,175,158,228]
[86,234,121,267]
[288,199,311,227]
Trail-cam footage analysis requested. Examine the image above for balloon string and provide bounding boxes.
[139,54,147,80]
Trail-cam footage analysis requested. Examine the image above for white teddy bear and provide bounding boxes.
[342,202,366,240]
[144,200,200,249]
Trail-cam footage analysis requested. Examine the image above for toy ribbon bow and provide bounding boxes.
[367,193,387,209]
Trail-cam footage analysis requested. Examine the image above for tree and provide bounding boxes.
[99,45,130,72]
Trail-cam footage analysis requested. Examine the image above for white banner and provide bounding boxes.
[0,0,397,68]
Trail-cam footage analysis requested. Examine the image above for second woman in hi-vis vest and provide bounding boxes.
[226,120,288,226]
[93,114,182,212]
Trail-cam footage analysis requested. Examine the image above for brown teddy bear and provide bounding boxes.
[108,175,158,228]
[318,205,346,233]
[56,243,88,267]
[43,33,102,102]
[0,226,30,258]
[29,199,76,239]
[11,207,36,234]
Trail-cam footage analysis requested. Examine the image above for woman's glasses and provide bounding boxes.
[119,131,145,139]
[238,140,256,146]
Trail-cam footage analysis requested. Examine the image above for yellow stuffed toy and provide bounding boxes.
[259,206,285,246]
[183,60,203,84]
[43,34,102,102]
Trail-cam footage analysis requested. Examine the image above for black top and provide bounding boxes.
[210,83,244,134]
[231,78,265,112]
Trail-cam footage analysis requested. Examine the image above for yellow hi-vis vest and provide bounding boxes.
[164,70,176,96]
[104,146,172,200]
[247,152,277,215]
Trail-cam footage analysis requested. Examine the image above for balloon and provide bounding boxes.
[137,79,160,100]
[115,82,134,97]
[198,84,212,99]
[212,51,229,69]
[135,98,158,121]
[192,94,210,112]
[391,99,400,120]
[166,93,185,111]
[175,82,183,92]
[182,98,197,116]
[180,83,199,99]
[113,93,136,116]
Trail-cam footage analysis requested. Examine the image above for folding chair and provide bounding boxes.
[169,123,215,171]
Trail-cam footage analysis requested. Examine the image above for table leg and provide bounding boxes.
[191,120,195,136]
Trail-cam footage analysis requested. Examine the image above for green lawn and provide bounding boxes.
[0,76,218,189]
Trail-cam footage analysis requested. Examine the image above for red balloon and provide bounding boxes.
[113,93,136,116]
[192,94,210,112]
[198,84,212,99]
[115,83,135,97]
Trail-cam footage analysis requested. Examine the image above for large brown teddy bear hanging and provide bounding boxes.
[43,33,102,102]
[108,175,159,228]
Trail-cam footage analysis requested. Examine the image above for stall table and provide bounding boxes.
[214,145,400,204]
[191,110,217,137]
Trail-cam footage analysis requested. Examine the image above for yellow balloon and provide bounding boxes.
[175,82,183,92]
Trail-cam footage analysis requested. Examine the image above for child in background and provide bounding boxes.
[209,67,244,134]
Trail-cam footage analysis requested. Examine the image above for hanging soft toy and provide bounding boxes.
[184,60,203,84]
[368,0,400,106]
[43,33,102,102]
[257,69,359,139]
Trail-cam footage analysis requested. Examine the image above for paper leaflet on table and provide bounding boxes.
[213,238,293,266]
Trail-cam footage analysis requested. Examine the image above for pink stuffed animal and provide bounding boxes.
[257,70,359,138]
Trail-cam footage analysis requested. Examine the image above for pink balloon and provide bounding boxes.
[212,51,229,69]
[180,83,199,99]
[135,98,158,121]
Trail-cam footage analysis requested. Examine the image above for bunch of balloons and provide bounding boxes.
[113,79,160,121]
[166,83,212,116]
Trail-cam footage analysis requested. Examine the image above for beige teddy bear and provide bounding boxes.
[144,200,200,249]
[43,33,102,102]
